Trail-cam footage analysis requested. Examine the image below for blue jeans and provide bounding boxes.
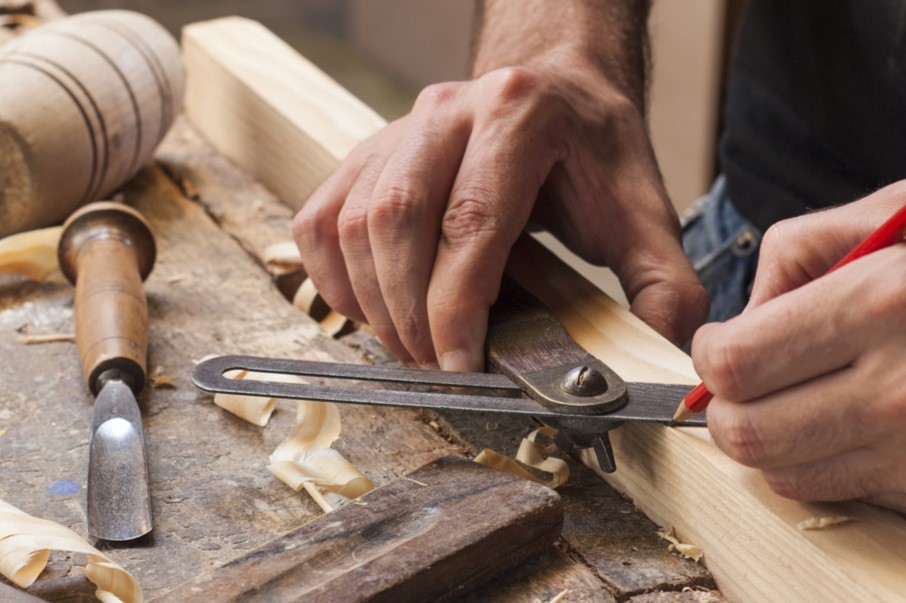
[682,176,762,325]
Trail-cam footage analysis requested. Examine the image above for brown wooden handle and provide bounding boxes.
[486,277,595,376]
[58,202,156,395]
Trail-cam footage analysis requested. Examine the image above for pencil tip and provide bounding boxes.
[672,401,696,423]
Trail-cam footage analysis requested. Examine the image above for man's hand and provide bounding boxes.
[293,0,707,371]
[691,182,906,512]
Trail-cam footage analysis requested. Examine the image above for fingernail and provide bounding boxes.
[440,350,476,373]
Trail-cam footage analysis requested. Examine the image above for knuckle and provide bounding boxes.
[291,208,316,246]
[480,66,542,108]
[336,202,369,242]
[293,204,332,254]
[701,340,751,401]
[368,185,422,228]
[870,378,906,425]
[762,470,807,500]
[710,406,769,467]
[414,82,459,110]
[392,312,432,358]
[759,218,797,257]
[441,190,501,246]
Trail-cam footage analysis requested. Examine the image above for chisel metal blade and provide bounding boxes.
[87,376,152,541]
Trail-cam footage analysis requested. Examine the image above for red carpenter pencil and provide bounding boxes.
[672,202,906,423]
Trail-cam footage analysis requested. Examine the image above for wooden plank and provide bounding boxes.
[181,17,906,603]
[160,456,563,603]
[182,16,385,212]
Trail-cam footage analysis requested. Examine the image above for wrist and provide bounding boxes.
[472,0,651,112]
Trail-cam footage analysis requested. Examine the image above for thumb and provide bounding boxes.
[748,186,906,309]
[620,241,710,346]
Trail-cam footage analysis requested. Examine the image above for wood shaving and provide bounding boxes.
[797,516,853,531]
[474,426,569,489]
[164,274,189,284]
[0,226,62,281]
[550,590,569,603]
[262,241,304,276]
[149,366,177,388]
[0,499,142,602]
[268,398,374,511]
[18,333,74,344]
[292,278,353,336]
[211,369,280,426]
[201,360,374,512]
[657,526,704,562]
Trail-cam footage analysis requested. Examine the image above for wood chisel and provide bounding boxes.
[58,202,156,541]
[194,278,705,473]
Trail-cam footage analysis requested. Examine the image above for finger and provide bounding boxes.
[293,149,370,323]
[759,445,906,507]
[707,364,876,469]
[368,85,472,367]
[540,136,708,345]
[337,131,414,364]
[692,262,873,403]
[749,182,906,308]
[428,74,565,371]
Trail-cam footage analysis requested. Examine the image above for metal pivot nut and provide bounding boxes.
[560,366,608,397]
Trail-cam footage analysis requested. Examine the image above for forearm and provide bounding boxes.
[472,0,652,110]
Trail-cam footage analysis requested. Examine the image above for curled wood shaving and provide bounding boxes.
[292,278,353,337]
[797,516,853,531]
[0,226,62,281]
[212,369,281,426]
[0,500,142,602]
[474,426,569,489]
[201,360,374,512]
[269,399,374,511]
[657,526,704,562]
[149,366,177,388]
[262,241,304,276]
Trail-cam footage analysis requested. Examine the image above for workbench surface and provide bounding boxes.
[0,118,723,602]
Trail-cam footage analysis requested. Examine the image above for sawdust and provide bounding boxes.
[797,516,853,531]
[149,366,177,388]
[474,426,569,489]
[18,333,74,344]
[657,526,704,563]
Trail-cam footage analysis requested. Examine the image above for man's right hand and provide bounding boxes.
[293,1,708,371]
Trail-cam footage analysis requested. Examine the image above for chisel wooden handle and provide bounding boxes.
[58,202,156,395]
[0,10,183,237]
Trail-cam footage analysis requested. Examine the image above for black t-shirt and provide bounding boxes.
[720,0,906,233]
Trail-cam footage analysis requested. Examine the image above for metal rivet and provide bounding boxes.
[559,366,608,397]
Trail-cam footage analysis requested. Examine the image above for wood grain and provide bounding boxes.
[58,202,155,393]
[182,16,385,212]
[180,17,906,603]
[0,10,183,236]
[159,456,563,603]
